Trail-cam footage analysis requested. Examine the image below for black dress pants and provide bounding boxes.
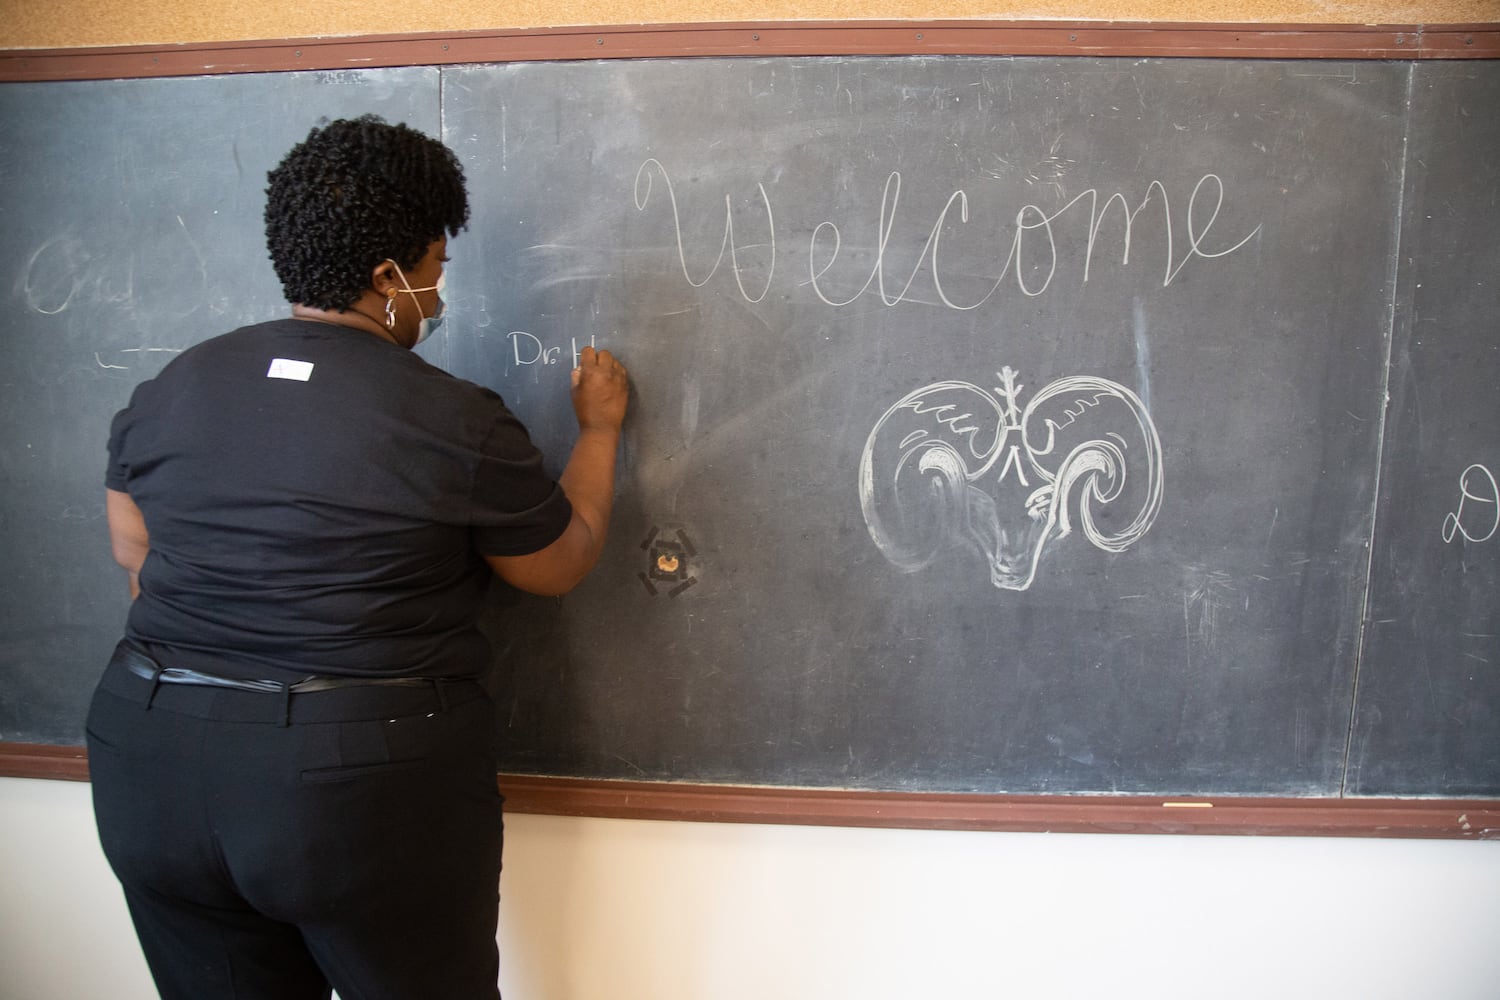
[85,646,505,1000]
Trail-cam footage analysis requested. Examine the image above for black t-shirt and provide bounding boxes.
[106,318,572,680]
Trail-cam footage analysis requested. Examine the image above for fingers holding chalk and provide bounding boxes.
[571,344,629,431]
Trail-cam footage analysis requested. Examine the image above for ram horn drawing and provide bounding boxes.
[858,367,1164,591]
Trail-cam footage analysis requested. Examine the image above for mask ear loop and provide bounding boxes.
[387,259,441,295]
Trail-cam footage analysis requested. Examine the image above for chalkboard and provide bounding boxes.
[1348,62,1500,797]
[0,68,442,742]
[0,56,1495,801]
[448,56,1410,795]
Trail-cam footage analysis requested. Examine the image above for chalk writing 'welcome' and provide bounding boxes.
[633,158,1262,309]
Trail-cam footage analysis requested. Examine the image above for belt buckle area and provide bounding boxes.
[162,668,286,694]
[120,657,285,694]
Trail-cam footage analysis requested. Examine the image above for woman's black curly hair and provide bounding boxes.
[265,115,469,310]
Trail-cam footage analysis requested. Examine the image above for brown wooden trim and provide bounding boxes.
[3,742,1495,838]
[0,742,89,782]
[0,21,1497,83]
[495,774,1500,838]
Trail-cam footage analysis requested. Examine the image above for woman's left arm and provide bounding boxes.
[106,488,149,600]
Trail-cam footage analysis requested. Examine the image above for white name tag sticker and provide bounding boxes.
[267,358,315,382]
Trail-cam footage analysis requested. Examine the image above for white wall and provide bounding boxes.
[4,775,1499,1000]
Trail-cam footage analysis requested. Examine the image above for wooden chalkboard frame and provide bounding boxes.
[1,20,1498,82]
[2,20,1498,837]
[6,743,1500,838]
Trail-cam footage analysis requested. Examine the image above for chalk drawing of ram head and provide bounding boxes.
[858,367,1164,591]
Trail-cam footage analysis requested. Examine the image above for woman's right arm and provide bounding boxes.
[485,347,630,596]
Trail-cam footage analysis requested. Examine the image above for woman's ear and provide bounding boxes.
[370,258,400,297]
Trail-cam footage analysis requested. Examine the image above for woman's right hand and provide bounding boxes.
[571,346,630,432]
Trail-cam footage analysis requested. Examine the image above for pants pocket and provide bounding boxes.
[300,759,426,784]
[84,686,135,756]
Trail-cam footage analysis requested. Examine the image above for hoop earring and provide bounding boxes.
[385,292,397,329]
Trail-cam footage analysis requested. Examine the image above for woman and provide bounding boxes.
[86,115,629,999]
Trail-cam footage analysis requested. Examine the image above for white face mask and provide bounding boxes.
[387,259,446,345]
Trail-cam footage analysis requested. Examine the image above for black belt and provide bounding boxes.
[103,639,484,725]
[120,658,442,694]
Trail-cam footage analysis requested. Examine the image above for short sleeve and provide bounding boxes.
[105,403,135,492]
[466,412,573,556]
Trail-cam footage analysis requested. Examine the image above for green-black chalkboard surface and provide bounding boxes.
[1348,62,1500,798]
[0,66,443,743]
[0,54,1495,816]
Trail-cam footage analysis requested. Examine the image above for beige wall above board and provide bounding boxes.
[3,1,1496,50]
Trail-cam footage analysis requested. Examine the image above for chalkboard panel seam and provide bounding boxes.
[3,745,1495,838]
[2,21,1499,83]
[1340,61,1418,797]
